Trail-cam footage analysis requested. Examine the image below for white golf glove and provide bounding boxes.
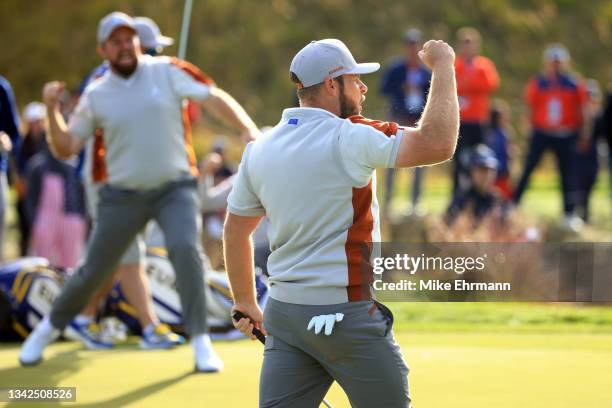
[307,313,344,336]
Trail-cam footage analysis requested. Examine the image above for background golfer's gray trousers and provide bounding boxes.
[50,178,208,335]
[261,298,410,408]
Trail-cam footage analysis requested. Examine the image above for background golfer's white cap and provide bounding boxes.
[134,17,174,50]
[97,11,136,44]
[23,102,46,123]
[544,43,570,62]
[290,39,380,88]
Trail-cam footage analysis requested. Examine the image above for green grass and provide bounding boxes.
[1,330,611,407]
[1,302,612,407]
[390,302,612,333]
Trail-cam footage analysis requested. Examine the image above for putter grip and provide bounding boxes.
[232,311,266,344]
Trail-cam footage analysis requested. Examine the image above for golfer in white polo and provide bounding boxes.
[225,38,459,407]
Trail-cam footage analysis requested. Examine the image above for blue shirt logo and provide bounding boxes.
[288,118,299,125]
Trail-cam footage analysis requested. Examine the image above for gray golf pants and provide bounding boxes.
[50,179,208,335]
[260,298,411,408]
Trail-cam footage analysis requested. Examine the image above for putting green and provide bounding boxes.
[1,331,611,407]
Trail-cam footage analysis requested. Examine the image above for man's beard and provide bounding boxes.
[110,58,138,78]
[338,92,360,119]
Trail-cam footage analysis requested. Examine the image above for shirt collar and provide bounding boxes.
[281,107,339,122]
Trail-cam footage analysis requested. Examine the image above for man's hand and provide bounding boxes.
[307,313,344,336]
[200,152,223,176]
[231,303,267,341]
[395,39,459,168]
[418,40,455,70]
[42,81,65,109]
[0,132,12,153]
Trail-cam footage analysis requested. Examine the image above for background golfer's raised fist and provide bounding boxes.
[418,40,455,69]
[42,81,65,109]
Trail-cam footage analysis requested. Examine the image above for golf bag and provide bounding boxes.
[0,257,64,340]
[103,246,269,339]
[0,251,269,342]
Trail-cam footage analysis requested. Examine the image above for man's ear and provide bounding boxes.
[96,45,106,60]
[322,77,338,96]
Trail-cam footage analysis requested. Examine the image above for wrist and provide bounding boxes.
[232,289,258,307]
[45,103,59,114]
[431,60,455,71]
[233,299,258,309]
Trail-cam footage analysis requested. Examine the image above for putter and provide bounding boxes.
[232,311,334,408]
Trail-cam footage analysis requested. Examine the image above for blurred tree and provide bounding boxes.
[0,0,610,140]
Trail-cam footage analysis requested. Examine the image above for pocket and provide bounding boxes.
[264,335,275,351]
[369,301,394,337]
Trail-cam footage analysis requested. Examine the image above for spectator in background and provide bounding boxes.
[380,28,431,215]
[446,144,506,228]
[16,103,49,256]
[202,141,236,269]
[211,139,236,185]
[604,84,612,194]
[453,27,499,197]
[26,146,87,269]
[512,44,590,229]
[0,75,22,261]
[574,79,605,223]
[486,100,513,200]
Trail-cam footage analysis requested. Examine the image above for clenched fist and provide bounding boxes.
[418,40,455,69]
[42,81,65,109]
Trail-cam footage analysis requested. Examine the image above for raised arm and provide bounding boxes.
[43,81,85,159]
[395,40,459,168]
[202,87,261,142]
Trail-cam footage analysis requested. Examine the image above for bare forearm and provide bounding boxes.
[223,229,257,305]
[206,88,258,133]
[418,63,459,155]
[395,63,459,167]
[47,107,77,159]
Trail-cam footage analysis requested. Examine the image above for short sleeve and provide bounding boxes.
[168,58,214,102]
[338,121,404,185]
[68,92,95,140]
[227,143,266,217]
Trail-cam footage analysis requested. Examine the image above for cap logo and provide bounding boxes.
[328,66,344,75]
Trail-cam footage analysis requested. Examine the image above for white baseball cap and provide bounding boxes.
[23,102,46,123]
[97,11,136,44]
[544,44,570,62]
[290,39,380,88]
[134,17,174,50]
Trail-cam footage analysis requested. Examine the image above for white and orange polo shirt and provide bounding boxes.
[70,55,212,190]
[228,107,403,305]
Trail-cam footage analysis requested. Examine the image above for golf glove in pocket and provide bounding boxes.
[307,313,344,336]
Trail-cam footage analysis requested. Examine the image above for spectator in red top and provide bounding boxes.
[453,27,500,197]
[512,44,590,226]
